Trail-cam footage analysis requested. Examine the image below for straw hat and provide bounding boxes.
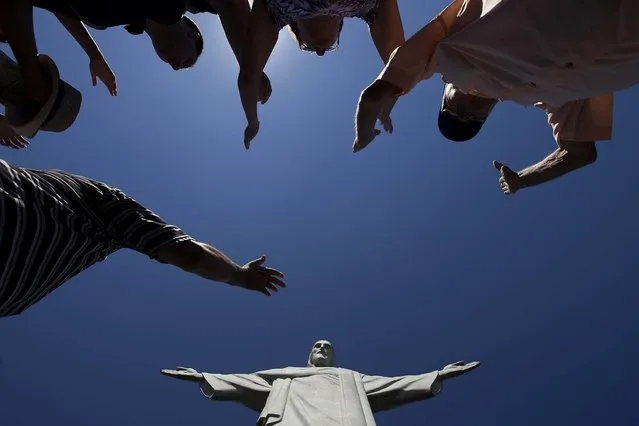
[5,54,82,138]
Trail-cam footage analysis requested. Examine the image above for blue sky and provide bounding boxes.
[1,1,638,425]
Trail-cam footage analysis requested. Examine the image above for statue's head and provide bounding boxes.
[307,340,335,367]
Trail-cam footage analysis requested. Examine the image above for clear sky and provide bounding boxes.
[1,1,638,425]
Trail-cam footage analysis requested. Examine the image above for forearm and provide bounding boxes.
[216,0,251,65]
[0,0,39,70]
[235,0,278,124]
[157,240,243,285]
[55,14,104,61]
[376,0,461,95]
[517,141,597,189]
[238,71,260,124]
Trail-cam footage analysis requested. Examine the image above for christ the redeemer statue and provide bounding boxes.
[161,340,480,426]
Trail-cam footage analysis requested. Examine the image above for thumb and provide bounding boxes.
[248,255,266,268]
[493,160,504,171]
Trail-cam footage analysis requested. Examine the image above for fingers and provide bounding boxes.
[1,136,29,149]
[91,73,97,87]
[269,277,286,288]
[352,129,382,153]
[259,73,272,104]
[379,115,393,134]
[244,124,259,150]
[262,266,284,278]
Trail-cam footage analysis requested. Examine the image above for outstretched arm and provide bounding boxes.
[494,140,598,195]
[93,189,285,295]
[54,13,117,95]
[363,371,442,413]
[157,242,286,296]
[237,0,279,149]
[353,0,464,153]
[161,367,272,412]
[211,0,272,103]
[211,0,250,65]
[54,14,102,61]
[363,361,479,413]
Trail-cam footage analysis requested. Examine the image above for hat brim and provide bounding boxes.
[7,54,61,138]
[437,110,484,142]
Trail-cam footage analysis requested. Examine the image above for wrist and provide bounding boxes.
[227,263,246,287]
[88,51,104,63]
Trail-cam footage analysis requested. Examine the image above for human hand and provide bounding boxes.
[244,120,260,150]
[377,97,396,134]
[438,361,480,380]
[232,255,286,296]
[0,114,29,149]
[353,81,398,153]
[258,72,272,104]
[89,57,117,96]
[160,367,204,382]
[493,161,521,195]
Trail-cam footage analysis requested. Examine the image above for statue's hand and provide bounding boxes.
[438,360,480,380]
[161,366,204,382]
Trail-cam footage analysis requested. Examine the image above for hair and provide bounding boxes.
[125,16,202,61]
[287,19,344,47]
[307,341,336,367]
[182,16,204,60]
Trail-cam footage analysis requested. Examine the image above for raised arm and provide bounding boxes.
[237,0,279,149]
[368,0,405,64]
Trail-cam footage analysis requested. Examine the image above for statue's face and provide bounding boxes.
[308,340,335,367]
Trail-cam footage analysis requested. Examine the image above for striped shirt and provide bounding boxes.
[265,0,380,29]
[0,159,192,317]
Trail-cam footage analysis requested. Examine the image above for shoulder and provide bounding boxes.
[146,0,188,25]
[32,0,79,17]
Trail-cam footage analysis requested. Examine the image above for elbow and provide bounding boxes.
[560,140,598,166]
[156,240,206,273]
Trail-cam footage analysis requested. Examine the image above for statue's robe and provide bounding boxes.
[199,366,442,426]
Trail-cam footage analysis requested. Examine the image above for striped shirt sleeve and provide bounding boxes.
[92,188,193,261]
